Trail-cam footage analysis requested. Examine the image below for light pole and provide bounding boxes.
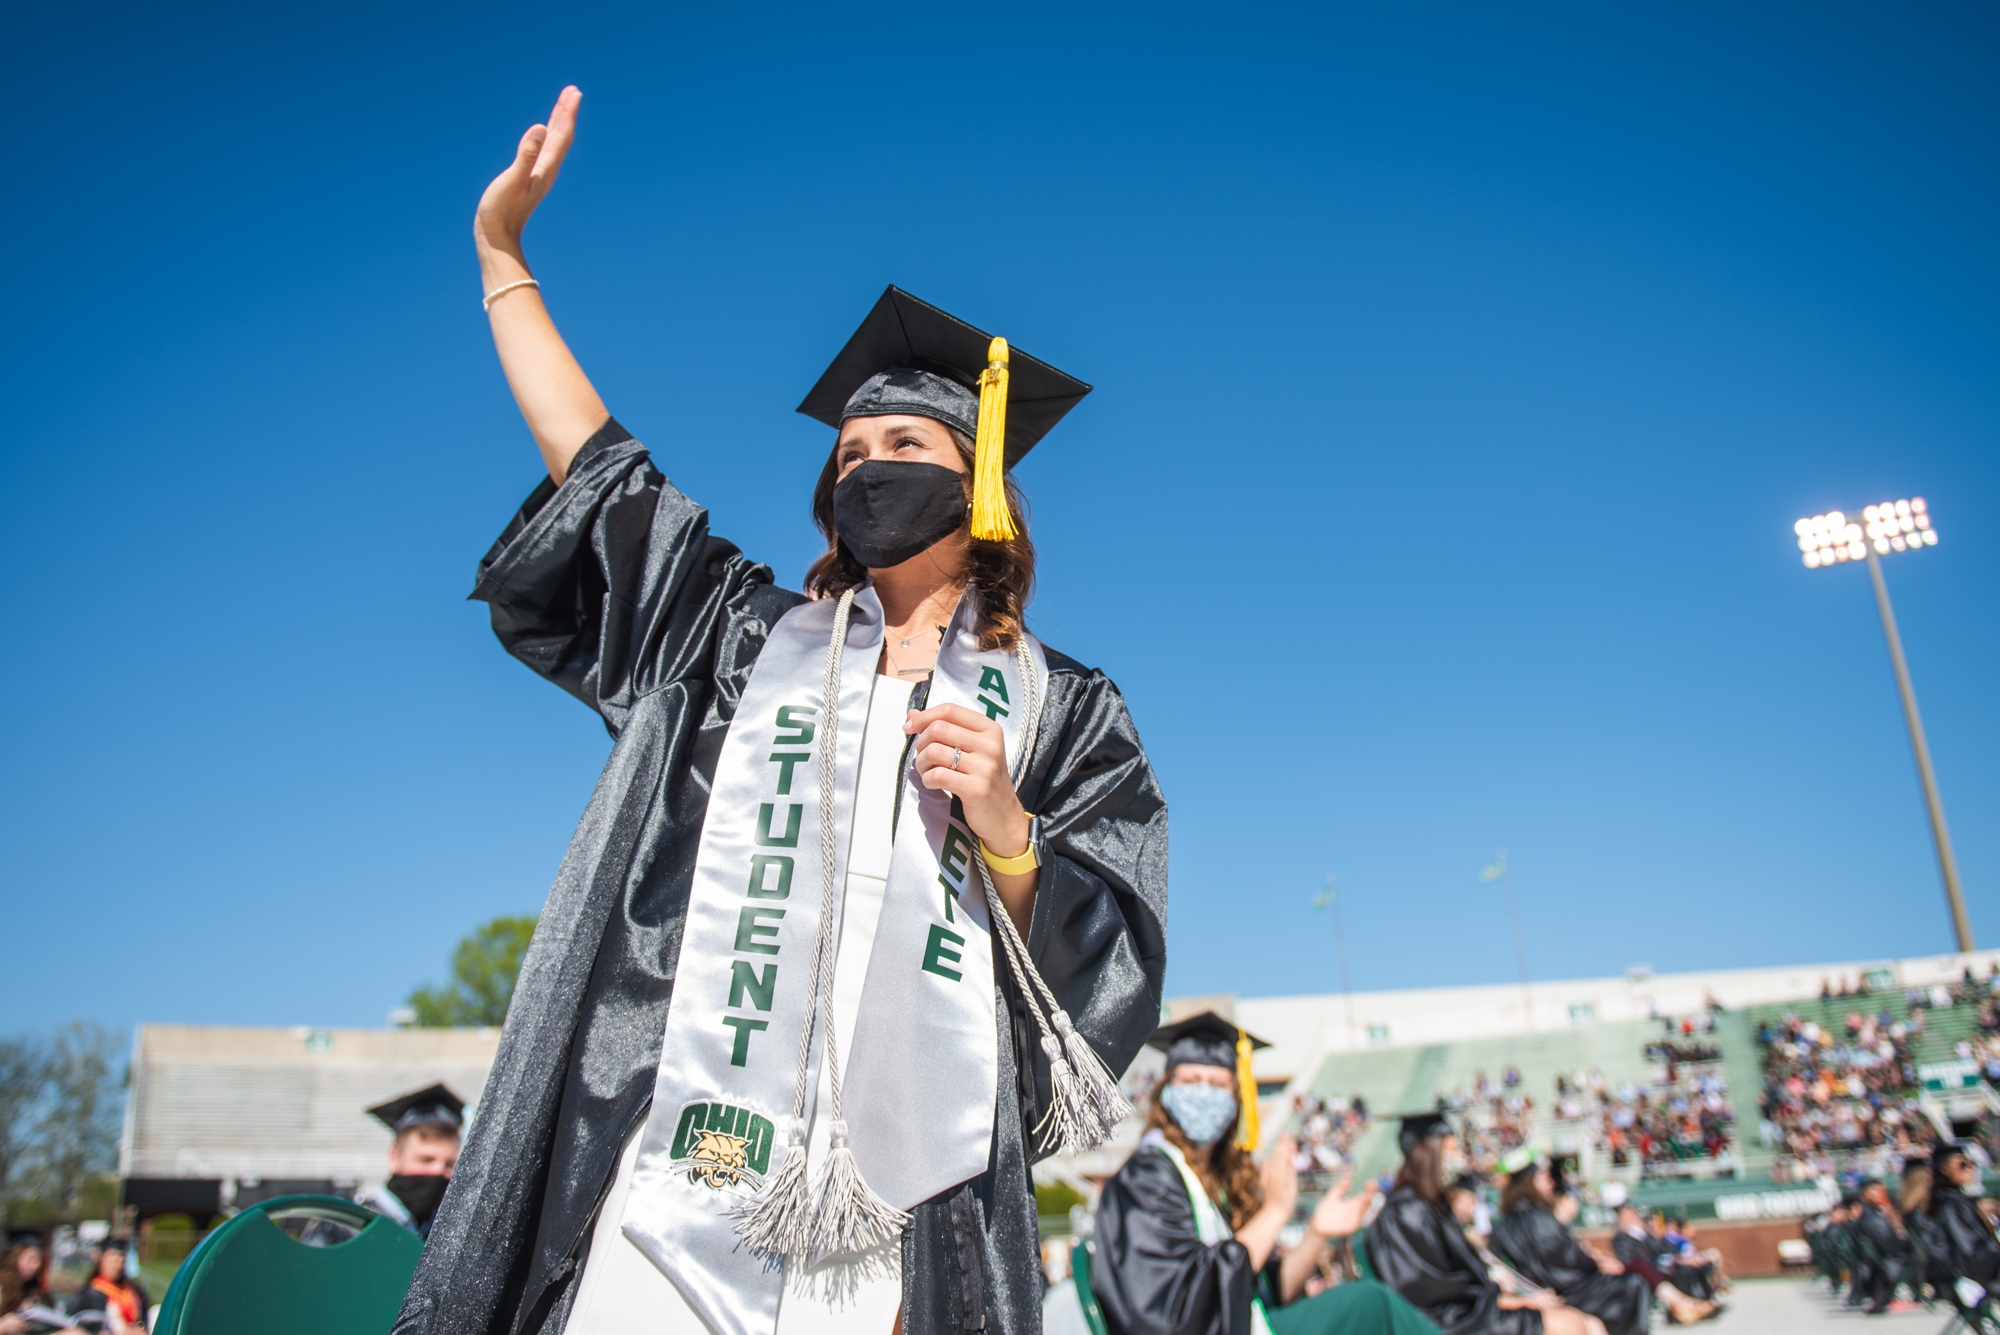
[1794,497,1969,951]
[1313,875,1358,1051]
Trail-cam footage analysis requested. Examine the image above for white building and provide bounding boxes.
[120,1024,501,1221]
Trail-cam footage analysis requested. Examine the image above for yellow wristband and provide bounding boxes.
[979,821,1039,875]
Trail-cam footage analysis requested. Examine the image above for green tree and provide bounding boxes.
[0,1036,49,1228]
[14,1022,123,1224]
[409,915,538,1027]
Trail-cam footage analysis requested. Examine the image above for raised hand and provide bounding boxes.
[1308,1173,1379,1239]
[472,85,609,484]
[1260,1134,1301,1219]
[476,86,582,258]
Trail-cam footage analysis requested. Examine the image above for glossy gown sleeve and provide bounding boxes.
[1014,650,1170,1157]
[470,418,789,736]
[1369,1189,1533,1335]
[400,421,802,1335]
[1936,1193,2000,1285]
[1092,1148,1255,1335]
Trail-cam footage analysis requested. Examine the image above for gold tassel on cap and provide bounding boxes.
[971,337,1017,542]
[1234,1027,1261,1151]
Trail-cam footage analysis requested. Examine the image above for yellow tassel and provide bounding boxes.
[1234,1028,1260,1152]
[971,337,1017,542]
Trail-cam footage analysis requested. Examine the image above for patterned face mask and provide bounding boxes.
[1160,1081,1239,1148]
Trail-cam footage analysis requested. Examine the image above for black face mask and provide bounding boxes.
[388,1173,450,1225]
[832,460,969,568]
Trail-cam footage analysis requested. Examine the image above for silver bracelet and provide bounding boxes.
[482,278,540,311]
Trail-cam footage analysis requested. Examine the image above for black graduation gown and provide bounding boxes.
[393,422,1170,1335]
[1491,1207,1648,1335]
[1368,1186,1537,1335]
[1931,1187,2000,1289]
[1910,1209,1953,1289]
[1093,1145,1262,1335]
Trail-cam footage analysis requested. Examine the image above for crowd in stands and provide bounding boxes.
[1756,1007,1939,1182]
[1550,1019,1737,1177]
[1440,1070,1536,1176]
[1285,1092,1371,1181]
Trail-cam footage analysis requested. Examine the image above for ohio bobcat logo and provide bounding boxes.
[670,1100,775,1191]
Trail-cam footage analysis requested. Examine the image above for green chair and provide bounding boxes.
[1351,1226,1376,1282]
[153,1194,422,1335]
[1069,1238,1111,1335]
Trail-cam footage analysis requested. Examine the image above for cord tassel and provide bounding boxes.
[1056,1009,1134,1133]
[1233,1028,1261,1151]
[971,337,1016,542]
[731,1122,815,1259]
[811,1121,911,1257]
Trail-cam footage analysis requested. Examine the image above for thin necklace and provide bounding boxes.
[888,624,947,677]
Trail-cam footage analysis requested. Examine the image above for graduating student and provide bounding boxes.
[1368,1116,1605,1335]
[1928,1144,2000,1312]
[360,1086,465,1240]
[65,1242,148,1333]
[1092,1015,1435,1335]
[396,88,1167,1335]
[1489,1156,1647,1335]
[1604,1206,1712,1324]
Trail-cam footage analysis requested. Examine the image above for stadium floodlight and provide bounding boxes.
[1794,496,1968,951]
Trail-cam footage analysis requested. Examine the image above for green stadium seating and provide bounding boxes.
[153,1193,421,1335]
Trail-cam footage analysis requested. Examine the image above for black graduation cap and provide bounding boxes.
[367,1083,465,1135]
[1396,1110,1455,1155]
[5,1228,44,1249]
[1145,1010,1270,1073]
[797,286,1092,471]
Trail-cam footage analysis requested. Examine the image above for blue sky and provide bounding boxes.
[2,2,1995,1034]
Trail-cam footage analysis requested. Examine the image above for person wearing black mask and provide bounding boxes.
[361,1084,464,1239]
[398,88,1168,1335]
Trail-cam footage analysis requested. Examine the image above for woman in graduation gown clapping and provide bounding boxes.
[1368,1117,1605,1335]
[1488,1157,1647,1335]
[1092,1015,1438,1335]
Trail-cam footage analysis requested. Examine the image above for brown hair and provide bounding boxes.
[1900,1164,1933,1217]
[1395,1138,1449,1207]
[395,1122,460,1149]
[803,427,1035,652]
[1145,1091,1265,1233]
[1,1242,46,1311]
[1499,1169,1551,1215]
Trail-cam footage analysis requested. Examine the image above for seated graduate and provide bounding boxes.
[359,1085,464,1239]
[1853,1176,1915,1313]
[1367,1114,1604,1335]
[1489,1155,1648,1335]
[1092,1014,1437,1335]
[1928,1143,2000,1309]
[1,1234,84,1335]
[1900,1158,1953,1300]
[1604,1205,1712,1324]
[64,1241,148,1333]
[1652,1215,1725,1297]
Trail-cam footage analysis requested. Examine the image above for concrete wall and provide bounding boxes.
[1218,949,2000,1089]
[122,1024,502,1184]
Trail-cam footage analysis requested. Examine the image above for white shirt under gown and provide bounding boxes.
[567,672,915,1335]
